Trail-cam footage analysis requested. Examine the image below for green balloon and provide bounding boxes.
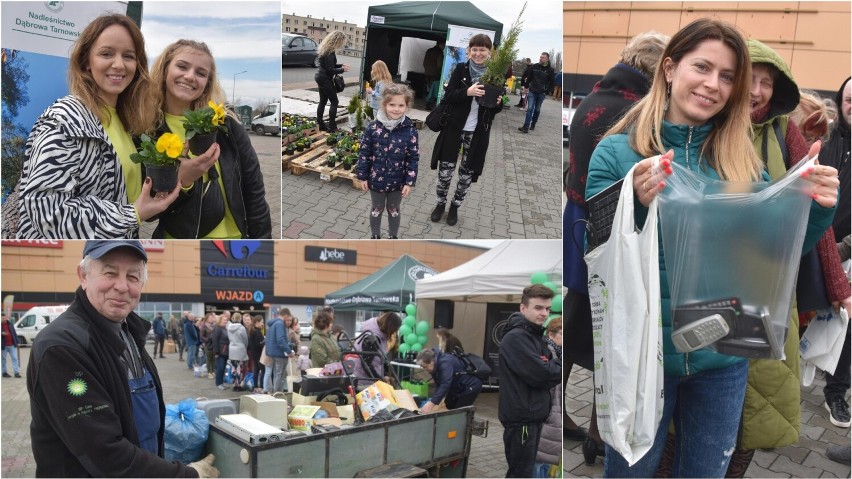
[404,315,416,328]
[550,295,563,313]
[530,271,548,285]
[410,342,423,352]
[399,325,413,338]
[415,320,430,336]
[543,281,558,292]
[399,343,410,354]
[405,333,418,345]
[417,334,428,345]
[405,304,417,316]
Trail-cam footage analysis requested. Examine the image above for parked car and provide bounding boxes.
[282,33,318,67]
[299,320,312,340]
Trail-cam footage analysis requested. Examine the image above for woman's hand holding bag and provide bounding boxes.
[584,159,665,466]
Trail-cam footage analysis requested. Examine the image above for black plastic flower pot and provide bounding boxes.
[188,131,218,156]
[145,164,179,193]
[476,84,503,108]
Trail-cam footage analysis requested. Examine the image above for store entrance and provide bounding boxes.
[204,303,268,319]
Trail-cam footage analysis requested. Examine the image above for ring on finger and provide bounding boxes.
[642,180,649,192]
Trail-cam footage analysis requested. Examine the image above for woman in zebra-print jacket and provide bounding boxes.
[145,39,272,239]
[15,14,179,239]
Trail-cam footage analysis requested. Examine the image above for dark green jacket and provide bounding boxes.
[742,38,803,449]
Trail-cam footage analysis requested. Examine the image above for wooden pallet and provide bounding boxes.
[282,130,327,170]
[282,132,360,188]
[290,149,360,188]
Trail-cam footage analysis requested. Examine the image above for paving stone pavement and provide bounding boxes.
[2,345,508,477]
[563,364,852,478]
[281,88,563,239]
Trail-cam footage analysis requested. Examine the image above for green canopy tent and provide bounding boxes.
[324,254,437,312]
[361,1,503,97]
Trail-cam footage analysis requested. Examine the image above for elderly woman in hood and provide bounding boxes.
[717,40,851,478]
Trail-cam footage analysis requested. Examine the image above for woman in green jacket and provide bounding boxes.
[310,311,340,368]
[586,18,839,477]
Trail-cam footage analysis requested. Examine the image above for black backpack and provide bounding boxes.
[451,348,491,381]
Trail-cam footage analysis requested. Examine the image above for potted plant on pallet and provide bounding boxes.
[130,132,182,193]
[326,152,338,168]
[477,2,526,108]
[285,143,296,155]
[341,154,355,171]
[347,96,362,129]
[183,101,228,155]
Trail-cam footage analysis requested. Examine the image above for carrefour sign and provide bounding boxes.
[200,241,274,304]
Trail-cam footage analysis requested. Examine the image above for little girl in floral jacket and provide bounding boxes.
[356,83,419,239]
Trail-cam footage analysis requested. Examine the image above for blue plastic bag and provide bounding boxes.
[164,398,209,464]
[243,372,254,390]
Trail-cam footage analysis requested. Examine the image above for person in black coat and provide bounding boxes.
[315,31,350,132]
[148,39,271,239]
[562,31,668,463]
[429,34,503,226]
[517,52,555,133]
[27,240,215,477]
[498,285,562,478]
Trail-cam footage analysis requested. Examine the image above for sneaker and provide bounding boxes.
[529,122,536,131]
[208,373,215,379]
[825,397,851,428]
[2,373,10,378]
[370,234,381,239]
[827,444,851,465]
[518,126,529,133]
[217,384,226,390]
[14,373,21,378]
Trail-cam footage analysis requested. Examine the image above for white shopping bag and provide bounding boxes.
[800,307,849,386]
[584,162,665,466]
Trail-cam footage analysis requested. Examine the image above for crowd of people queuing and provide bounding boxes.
[566,17,850,476]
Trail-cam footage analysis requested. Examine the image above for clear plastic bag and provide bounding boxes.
[164,398,210,464]
[657,156,816,359]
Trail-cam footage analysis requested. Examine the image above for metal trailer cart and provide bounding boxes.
[206,405,479,477]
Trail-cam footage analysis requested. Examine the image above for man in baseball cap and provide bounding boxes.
[26,240,218,477]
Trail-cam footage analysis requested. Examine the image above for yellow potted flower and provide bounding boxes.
[182,101,228,155]
[130,132,182,193]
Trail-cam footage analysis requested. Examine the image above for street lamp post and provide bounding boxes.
[232,70,248,105]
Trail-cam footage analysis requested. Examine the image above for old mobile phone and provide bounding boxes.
[671,313,731,353]
[715,305,777,359]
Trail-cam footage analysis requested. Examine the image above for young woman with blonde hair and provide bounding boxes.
[314,31,350,132]
[586,18,838,477]
[148,39,271,239]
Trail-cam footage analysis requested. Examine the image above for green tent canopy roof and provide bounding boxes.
[367,1,503,44]
[324,254,438,311]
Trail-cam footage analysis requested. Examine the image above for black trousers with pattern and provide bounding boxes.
[436,131,474,207]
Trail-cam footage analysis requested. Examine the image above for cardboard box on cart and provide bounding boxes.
[288,404,342,431]
[354,380,421,421]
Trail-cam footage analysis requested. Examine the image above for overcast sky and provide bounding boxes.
[282,0,563,65]
[141,2,282,107]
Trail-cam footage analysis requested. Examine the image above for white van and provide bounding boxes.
[15,305,69,346]
[250,102,280,136]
